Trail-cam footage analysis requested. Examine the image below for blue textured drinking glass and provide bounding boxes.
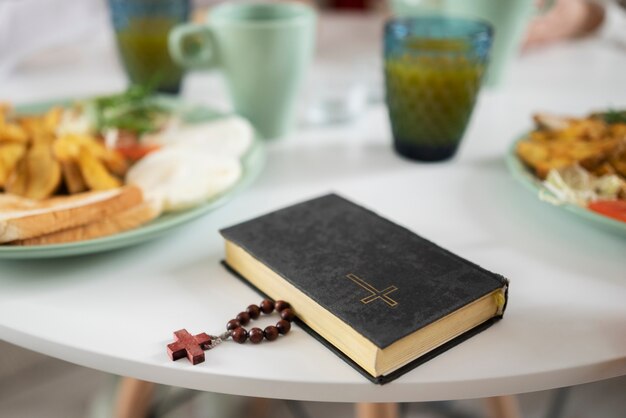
[108,0,190,93]
[384,17,493,161]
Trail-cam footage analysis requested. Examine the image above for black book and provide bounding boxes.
[220,194,508,384]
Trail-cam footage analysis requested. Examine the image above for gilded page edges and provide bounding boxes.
[494,283,508,316]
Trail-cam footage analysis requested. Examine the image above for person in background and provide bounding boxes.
[524,0,626,48]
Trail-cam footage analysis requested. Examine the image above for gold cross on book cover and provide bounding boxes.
[346,274,398,307]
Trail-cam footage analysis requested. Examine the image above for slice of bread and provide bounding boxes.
[0,186,142,243]
[14,200,161,245]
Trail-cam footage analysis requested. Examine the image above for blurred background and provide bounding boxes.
[1,0,625,417]
[1,338,625,417]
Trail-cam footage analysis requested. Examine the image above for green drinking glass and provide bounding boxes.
[108,0,189,93]
[384,16,493,161]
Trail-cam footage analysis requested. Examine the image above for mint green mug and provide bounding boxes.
[169,2,316,139]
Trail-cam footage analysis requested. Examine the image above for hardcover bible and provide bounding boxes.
[220,194,508,383]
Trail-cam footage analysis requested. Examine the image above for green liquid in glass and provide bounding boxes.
[115,17,184,93]
[385,39,485,161]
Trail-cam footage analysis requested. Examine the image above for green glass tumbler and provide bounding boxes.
[384,17,493,161]
[108,0,189,93]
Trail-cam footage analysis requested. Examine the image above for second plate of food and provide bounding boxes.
[506,111,626,237]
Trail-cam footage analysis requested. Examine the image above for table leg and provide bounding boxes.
[355,403,399,418]
[113,377,155,418]
[484,395,523,418]
[244,397,272,418]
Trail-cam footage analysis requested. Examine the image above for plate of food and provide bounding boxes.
[506,110,626,236]
[0,86,265,259]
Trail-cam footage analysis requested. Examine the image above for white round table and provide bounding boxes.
[1,11,625,405]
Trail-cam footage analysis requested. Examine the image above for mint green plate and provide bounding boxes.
[0,97,265,259]
[506,137,626,236]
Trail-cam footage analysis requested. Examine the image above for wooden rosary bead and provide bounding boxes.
[246,304,261,319]
[260,299,275,314]
[248,327,264,344]
[276,319,291,335]
[236,311,251,325]
[226,319,241,331]
[275,300,290,312]
[168,300,296,364]
[280,308,295,321]
[263,325,279,341]
[231,327,248,344]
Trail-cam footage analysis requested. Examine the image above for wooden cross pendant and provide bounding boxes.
[167,329,213,365]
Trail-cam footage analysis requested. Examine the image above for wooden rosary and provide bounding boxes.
[167,299,295,365]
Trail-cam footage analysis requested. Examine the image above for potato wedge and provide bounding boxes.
[101,148,128,177]
[19,115,44,137]
[609,145,626,178]
[0,112,29,144]
[520,111,626,184]
[53,134,83,162]
[516,141,549,165]
[77,146,121,190]
[5,142,61,199]
[0,143,27,187]
[54,134,128,177]
[33,134,56,148]
[60,161,87,194]
[43,107,63,134]
[0,103,11,115]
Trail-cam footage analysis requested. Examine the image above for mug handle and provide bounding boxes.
[534,0,556,15]
[168,23,218,70]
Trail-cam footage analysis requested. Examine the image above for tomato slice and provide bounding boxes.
[110,130,161,161]
[115,143,160,161]
[588,200,626,223]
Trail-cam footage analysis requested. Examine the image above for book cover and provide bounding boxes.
[220,193,508,384]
